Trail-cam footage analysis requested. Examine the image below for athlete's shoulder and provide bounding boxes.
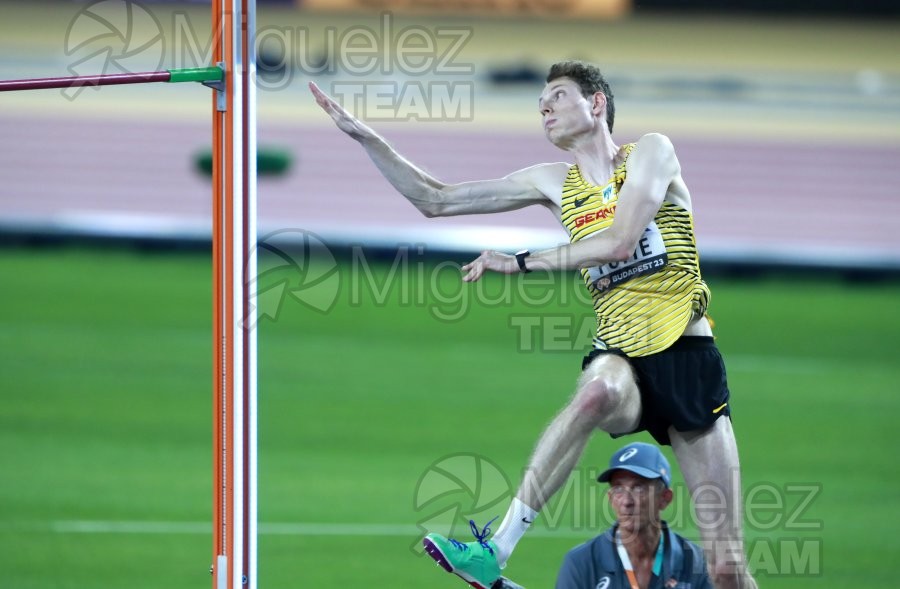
[625,133,682,183]
[506,161,571,182]
[633,133,677,156]
[505,161,571,207]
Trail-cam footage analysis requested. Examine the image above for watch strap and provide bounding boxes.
[515,250,532,273]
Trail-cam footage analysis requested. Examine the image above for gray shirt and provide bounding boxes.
[555,523,712,589]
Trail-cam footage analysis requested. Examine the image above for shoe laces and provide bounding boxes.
[446,517,499,554]
[469,517,498,555]
[449,538,468,551]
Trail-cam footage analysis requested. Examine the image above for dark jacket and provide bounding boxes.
[555,522,712,589]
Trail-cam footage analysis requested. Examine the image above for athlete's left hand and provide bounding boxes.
[461,250,520,282]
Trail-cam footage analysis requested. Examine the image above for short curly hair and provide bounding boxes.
[546,61,615,133]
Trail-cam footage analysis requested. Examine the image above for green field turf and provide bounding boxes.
[0,246,898,588]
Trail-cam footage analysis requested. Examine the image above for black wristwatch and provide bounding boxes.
[515,250,532,273]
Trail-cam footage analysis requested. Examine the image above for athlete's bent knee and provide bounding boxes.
[572,355,639,431]
[574,375,627,422]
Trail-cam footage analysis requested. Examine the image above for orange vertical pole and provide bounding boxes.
[212,0,235,587]
[211,0,223,576]
[213,0,256,587]
[211,0,222,582]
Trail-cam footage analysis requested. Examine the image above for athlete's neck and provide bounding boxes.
[571,132,620,186]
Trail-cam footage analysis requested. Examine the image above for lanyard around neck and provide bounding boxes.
[615,528,664,589]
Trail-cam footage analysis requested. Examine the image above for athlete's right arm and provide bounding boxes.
[310,82,557,217]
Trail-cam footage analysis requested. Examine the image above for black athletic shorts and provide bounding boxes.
[581,336,731,446]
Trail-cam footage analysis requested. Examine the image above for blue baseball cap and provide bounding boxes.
[597,442,671,488]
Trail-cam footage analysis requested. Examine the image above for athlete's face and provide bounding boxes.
[607,471,672,540]
[538,77,604,148]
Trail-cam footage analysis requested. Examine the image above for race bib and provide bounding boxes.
[587,222,668,293]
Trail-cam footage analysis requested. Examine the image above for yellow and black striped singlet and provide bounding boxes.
[561,143,710,357]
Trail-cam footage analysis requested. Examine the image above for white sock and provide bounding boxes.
[491,497,539,567]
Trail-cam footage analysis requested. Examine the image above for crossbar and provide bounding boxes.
[0,66,223,92]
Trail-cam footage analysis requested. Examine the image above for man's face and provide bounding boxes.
[607,470,672,539]
[537,77,602,147]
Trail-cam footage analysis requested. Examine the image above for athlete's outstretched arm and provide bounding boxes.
[462,133,677,281]
[310,82,555,217]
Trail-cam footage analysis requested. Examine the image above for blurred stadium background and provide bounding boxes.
[0,0,898,587]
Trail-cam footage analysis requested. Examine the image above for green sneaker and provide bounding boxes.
[422,519,501,589]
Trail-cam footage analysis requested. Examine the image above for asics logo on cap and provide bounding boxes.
[618,448,639,462]
[596,577,611,589]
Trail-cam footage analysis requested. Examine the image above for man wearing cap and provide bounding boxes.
[556,442,712,589]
